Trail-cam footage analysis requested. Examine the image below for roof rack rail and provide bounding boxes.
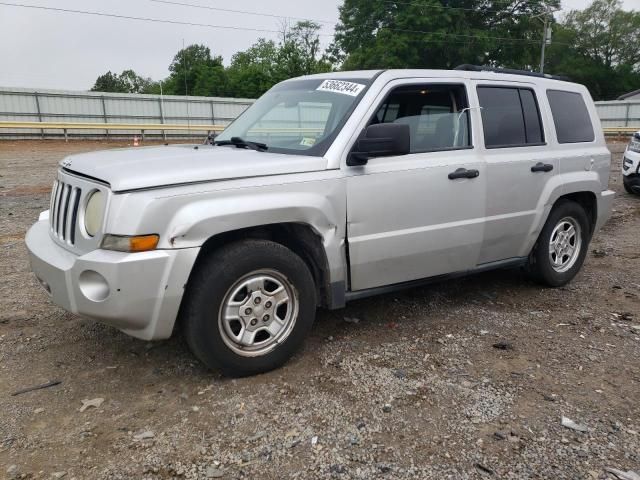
[454,64,570,82]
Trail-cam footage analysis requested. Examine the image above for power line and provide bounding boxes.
[148,0,336,25]
[0,1,292,35]
[145,0,563,45]
[0,1,565,46]
[379,0,556,16]
[166,0,553,21]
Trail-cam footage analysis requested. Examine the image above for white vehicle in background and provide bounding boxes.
[623,131,640,195]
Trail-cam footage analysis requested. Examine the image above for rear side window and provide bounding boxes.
[477,86,544,148]
[546,90,595,143]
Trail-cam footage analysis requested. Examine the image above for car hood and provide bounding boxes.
[60,144,327,192]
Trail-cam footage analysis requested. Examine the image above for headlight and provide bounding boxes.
[84,191,105,237]
[101,234,159,252]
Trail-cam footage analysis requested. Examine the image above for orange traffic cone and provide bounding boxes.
[133,136,139,147]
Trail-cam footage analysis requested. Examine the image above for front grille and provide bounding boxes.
[50,180,82,245]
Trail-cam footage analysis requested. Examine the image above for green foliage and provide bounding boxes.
[330,0,560,71]
[546,0,640,99]
[91,70,157,94]
[164,44,227,96]
[91,21,331,99]
[226,22,332,98]
[89,3,639,101]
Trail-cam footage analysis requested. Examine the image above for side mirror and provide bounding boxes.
[347,123,411,166]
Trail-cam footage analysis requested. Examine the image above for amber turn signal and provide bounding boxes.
[101,234,159,252]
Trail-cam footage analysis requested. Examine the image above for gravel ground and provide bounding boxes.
[0,140,638,480]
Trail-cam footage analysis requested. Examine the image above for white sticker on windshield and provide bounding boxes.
[317,80,365,97]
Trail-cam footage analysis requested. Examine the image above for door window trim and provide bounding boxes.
[357,82,475,156]
[476,84,547,150]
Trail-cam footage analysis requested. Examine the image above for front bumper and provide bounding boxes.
[623,149,640,176]
[26,218,199,340]
[623,149,640,194]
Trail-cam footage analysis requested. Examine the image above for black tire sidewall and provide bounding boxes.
[183,240,316,377]
[623,177,637,195]
[531,200,591,287]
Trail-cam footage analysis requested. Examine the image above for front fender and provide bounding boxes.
[148,179,347,285]
[167,192,339,247]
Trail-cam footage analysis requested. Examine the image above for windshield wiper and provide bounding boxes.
[214,136,268,152]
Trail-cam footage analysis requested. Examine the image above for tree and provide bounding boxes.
[91,70,157,94]
[329,0,559,71]
[226,39,281,98]
[91,71,127,93]
[226,21,331,98]
[563,0,639,70]
[164,44,226,96]
[281,21,332,76]
[546,0,640,99]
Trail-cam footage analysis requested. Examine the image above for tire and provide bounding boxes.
[182,239,317,377]
[624,182,633,195]
[623,177,637,195]
[525,200,591,287]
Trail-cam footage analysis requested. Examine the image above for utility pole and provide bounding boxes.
[534,6,558,74]
[539,17,553,73]
[540,17,548,73]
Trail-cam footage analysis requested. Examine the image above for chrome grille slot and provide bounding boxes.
[69,188,81,245]
[60,184,71,240]
[49,180,82,245]
[54,181,64,234]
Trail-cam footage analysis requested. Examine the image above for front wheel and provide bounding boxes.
[182,240,317,377]
[526,200,591,287]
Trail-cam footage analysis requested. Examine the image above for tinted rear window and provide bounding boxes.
[546,90,595,143]
[477,86,544,148]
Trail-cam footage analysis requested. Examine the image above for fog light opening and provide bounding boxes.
[78,270,110,302]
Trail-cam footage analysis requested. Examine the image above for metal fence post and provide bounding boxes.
[101,96,109,139]
[34,92,44,139]
[158,97,166,140]
[625,103,631,127]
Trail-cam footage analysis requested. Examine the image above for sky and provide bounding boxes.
[0,0,636,91]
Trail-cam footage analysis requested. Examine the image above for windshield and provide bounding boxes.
[215,78,372,156]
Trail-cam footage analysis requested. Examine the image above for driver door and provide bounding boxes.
[345,80,487,291]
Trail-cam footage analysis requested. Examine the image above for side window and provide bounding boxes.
[477,86,545,148]
[546,90,595,143]
[371,84,471,153]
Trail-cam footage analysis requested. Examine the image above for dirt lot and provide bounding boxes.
[0,140,638,480]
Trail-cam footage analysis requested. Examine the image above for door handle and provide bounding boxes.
[448,168,480,180]
[531,162,553,173]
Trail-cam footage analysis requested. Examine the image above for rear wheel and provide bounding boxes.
[526,200,590,287]
[182,240,316,377]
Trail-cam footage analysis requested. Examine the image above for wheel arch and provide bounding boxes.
[555,190,597,235]
[183,223,333,310]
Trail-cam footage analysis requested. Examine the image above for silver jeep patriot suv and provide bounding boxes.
[27,66,615,376]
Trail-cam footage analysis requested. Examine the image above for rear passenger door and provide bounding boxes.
[474,82,557,264]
